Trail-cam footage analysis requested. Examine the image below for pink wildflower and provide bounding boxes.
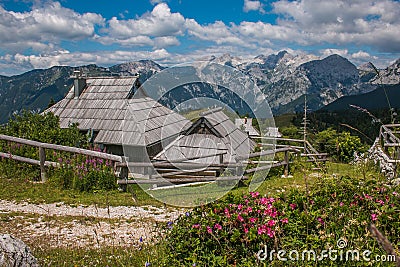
[280,218,288,224]
[364,194,372,200]
[249,217,257,223]
[207,226,212,234]
[317,217,324,225]
[289,203,297,210]
[250,192,260,198]
[192,224,201,229]
[339,202,344,207]
[237,215,244,222]
[224,207,230,218]
[376,199,385,205]
[371,214,378,221]
[257,225,267,235]
[267,220,276,227]
[267,228,275,238]
[214,224,222,231]
[270,210,277,218]
[260,198,268,205]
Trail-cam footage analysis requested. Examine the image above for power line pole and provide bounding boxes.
[302,94,308,151]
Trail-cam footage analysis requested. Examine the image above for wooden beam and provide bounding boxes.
[245,161,288,174]
[0,134,122,162]
[117,176,246,185]
[153,151,228,163]
[39,147,46,182]
[0,152,57,167]
[258,136,305,143]
[118,162,239,168]
[158,169,217,177]
[237,147,300,160]
[301,153,328,157]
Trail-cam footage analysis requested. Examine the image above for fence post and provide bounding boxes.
[283,150,289,177]
[148,166,153,179]
[39,146,46,182]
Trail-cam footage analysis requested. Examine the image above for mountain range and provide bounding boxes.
[0,51,399,124]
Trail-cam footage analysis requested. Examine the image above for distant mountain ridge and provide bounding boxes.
[0,51,399,124]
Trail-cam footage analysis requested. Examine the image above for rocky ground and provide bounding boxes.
[0,200,182,248]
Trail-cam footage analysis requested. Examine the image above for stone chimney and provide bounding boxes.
[73,70,86,98]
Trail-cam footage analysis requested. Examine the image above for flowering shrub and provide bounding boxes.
[0,111,116,192]
[161,192,290,266]
[161,175,400,266]
[50,150,116,192]
[0,111,86,179]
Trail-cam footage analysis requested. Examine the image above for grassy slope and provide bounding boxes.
[0,162,384,266]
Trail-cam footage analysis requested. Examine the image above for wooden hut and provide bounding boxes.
[154,108,256,165]
[46,74,190,158]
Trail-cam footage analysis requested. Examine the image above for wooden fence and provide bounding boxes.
[117,146,301,187]
[259,136,328,163]
[0,133,308,187]
[0,134,123,182]
[379,124,400,161]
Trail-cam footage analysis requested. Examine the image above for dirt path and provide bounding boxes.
[0,200,183,248]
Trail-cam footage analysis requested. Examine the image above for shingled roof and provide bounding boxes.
[154,108,256,164]
[47,76,190,146]
[200,108,257,157]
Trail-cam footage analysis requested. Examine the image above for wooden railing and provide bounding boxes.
[259,136,328,162]
[0,134,123,182]
[117,146,301,187]
[0,133,306,187]
[378,124,400,163]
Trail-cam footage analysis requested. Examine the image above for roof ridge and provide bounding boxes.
[199,107,223,116]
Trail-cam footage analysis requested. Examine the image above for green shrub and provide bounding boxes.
[314,129,368,162]
[0,110,85,146]
[0,111,116,192]
[160,175,399,266]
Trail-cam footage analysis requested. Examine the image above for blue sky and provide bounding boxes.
[0,0,400,75]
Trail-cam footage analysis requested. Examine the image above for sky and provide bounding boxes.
[0,0,400,76]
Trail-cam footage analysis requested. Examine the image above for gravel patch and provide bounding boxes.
[0,200,184,248]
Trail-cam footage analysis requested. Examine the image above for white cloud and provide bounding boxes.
[319,49,349,58]
[0,49,171,72]
[185,20,252,47]
[351,51,371,59]
[153,36,180,48]
[150,0,165,5]
[235,21,301,44]
[0,2,104,53]
[1,1,400,75]
[243,0,264,13]
[102,3,253,48]
[100,3,185,46]
[271,0,400,52]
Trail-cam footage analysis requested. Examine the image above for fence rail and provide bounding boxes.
[117,146,301,188]
[0,134,123,181]
[0,133,321,187]
[378,124,400,163]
